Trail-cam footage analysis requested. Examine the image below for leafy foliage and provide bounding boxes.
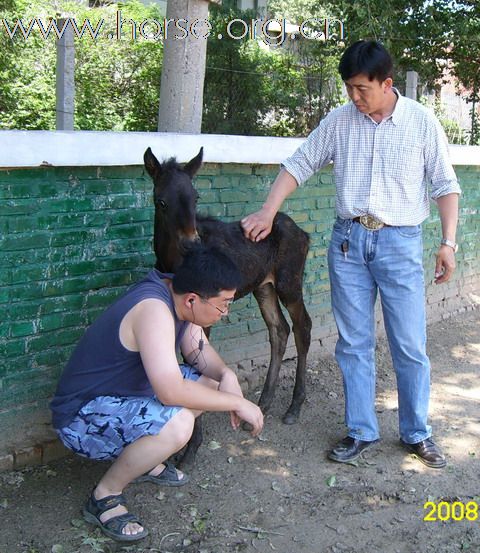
[0,0,163,130]
[202,3,343,136]
[420,97,467,145]
[0,0,478,141]
[0,0,57,129]
[447,1,480,144]
[74,1,163,131]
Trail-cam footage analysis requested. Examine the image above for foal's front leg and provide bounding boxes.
[175,416,203,470]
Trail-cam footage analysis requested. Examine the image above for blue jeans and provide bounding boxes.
[327,218,432,444]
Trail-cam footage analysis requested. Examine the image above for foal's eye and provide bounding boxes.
[156,199,167,209]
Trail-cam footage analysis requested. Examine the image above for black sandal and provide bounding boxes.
[134,461,189,487]
[82,490,149,542]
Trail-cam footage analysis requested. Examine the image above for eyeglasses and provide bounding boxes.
[201,297,234,314]
[191,292,234,314]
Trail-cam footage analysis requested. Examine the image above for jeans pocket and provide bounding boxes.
[332,217,348,234]
[394,224,422,238]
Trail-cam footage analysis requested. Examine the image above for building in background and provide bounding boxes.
[237,0,267,12]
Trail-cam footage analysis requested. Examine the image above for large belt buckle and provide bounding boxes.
[359,214,384,230]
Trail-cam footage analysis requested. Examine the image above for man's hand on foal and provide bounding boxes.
[241,208,274,242]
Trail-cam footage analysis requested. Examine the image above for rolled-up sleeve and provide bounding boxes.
[282,114,335,185]
[425,114,462,199]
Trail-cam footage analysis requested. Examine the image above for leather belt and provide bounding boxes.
[353,215,391,230]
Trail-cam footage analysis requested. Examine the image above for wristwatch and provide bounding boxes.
[440,238,458,253]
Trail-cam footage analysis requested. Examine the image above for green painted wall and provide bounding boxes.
[1,163,479,428]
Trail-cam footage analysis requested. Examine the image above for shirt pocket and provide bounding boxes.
[379,143,423,177]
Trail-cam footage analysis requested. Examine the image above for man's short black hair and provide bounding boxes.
[339,40,393,82]
[172,246,242,298]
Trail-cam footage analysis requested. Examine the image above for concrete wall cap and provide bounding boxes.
[1,130,478,168]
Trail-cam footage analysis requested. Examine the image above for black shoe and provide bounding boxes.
[400,438,446,469]
[328,436,379,463]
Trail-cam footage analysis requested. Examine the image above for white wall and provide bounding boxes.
[0,131,479,168]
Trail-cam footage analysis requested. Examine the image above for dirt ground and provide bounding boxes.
[1,309,479,553]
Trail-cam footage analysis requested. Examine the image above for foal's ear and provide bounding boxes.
[184,147,203,178]
[144,147,161,179]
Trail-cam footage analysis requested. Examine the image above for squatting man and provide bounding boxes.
[51,247,264,542]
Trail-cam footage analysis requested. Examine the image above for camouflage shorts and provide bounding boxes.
[56,364,201,461]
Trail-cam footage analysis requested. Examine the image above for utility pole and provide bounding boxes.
[56,18,75,130]
[406,71,418,101]
[158,0,219,133]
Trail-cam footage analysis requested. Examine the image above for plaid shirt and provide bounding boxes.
[282,90,461,226]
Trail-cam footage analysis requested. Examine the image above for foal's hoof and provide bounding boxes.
[176,454,195,471]
[173,447,196,471]
[282,411,299,425]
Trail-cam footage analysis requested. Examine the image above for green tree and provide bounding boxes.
[0,0,163,130]
[202,3,343,136]
[268,0,323,23]
[276,0,479,140]
[0,0,57,129]
[323,0,449,87]
[447,1,480,144]
[1,0,478,139]
[74,1,163,131]
[202,6,272,135]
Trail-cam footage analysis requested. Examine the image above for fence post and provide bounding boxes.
[405,71,418,101]
[56,18,75,130]
[158,0,215,133]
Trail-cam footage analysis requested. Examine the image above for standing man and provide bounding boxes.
[51,246,263,542]
[241,40,460,469]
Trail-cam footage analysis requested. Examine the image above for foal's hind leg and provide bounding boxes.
[279,296,312,424]
[253,283,290,414]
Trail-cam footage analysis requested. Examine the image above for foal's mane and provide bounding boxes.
[160,157,184,173]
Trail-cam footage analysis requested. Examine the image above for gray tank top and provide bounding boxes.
[50,270,188,429]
